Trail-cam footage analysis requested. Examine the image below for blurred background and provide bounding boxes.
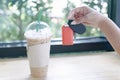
[0,0,108,42]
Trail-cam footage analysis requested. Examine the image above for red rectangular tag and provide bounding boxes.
[62,25,74,46]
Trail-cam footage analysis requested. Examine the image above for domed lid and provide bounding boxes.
[26,21,50,31]
[24,21,52,39]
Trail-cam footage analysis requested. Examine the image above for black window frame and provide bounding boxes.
[0,0,120,58]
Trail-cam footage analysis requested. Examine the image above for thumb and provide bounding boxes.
[71,17,86,25]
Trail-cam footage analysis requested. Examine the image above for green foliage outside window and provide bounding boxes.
[0,0,108,42]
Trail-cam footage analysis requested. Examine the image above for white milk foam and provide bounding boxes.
[24,28,52,39]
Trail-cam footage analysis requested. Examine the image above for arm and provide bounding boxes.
[68,6,120,54]
[99,17,120,54]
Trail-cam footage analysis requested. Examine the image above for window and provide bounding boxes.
[0,0,118,58]
[0,0,108,41]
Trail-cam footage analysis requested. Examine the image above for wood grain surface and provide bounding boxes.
[0,51,120,80]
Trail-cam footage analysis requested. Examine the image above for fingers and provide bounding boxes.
[67,6,99,26]
[67,6,90,25]
[71,17,85,25]
[68,7,82,20]
[67,9,75,20]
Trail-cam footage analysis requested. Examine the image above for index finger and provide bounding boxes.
[67,6,85,20]
[67,9,75,20]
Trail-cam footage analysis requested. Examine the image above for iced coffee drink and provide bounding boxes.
[24,21,52,78]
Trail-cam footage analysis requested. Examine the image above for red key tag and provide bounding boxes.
[62,25,74,46]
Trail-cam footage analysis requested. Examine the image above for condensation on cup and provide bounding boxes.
[24,21,52,79]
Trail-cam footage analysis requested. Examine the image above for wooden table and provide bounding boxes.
[0,51,120,80]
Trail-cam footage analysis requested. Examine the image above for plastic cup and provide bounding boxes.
[24,21,52,79]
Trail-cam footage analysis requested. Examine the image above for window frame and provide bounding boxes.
[1,0,119,58]
[108,0,120,28]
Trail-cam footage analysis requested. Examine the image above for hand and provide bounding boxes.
[67,6,106,27]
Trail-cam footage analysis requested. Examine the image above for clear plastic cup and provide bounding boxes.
[24,21,52,79]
